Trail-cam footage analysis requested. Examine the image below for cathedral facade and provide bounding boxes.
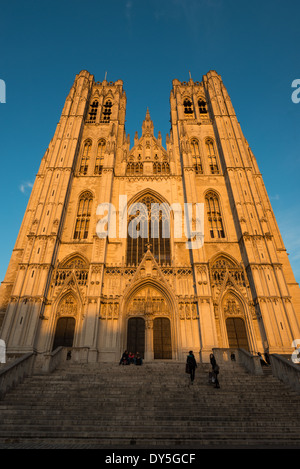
[0,70,299,364]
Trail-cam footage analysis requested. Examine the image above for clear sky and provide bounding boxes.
[0,0,299,284]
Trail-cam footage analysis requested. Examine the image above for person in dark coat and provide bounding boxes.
[186,351,197,384]
[119,350,129,365]
[209,353,220,387]
[258,352,268,367]
[210,353,216,369]
[264,352,270,365]
[135,352,143,365]
[213,363,220,388]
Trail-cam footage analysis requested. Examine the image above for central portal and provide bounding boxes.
[126,285,173,360]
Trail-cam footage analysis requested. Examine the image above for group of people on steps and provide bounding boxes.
[186,351,220,388]
[119,350,143,366]
[119,349,220,387]
[120,349,270,388]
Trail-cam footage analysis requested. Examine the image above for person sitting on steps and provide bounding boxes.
[119,350,129,365]
[135,352,143,366]
[128,352,135,364]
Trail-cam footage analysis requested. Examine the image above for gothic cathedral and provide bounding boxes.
[0,70,299,364]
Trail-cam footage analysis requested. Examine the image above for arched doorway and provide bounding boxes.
[153,317,172,359]
[222,292,250,351]
[125,283,174,361]
[52,293,78,351]
[226,317,249,351]
[52,317,76,351]
[127,317,145,358]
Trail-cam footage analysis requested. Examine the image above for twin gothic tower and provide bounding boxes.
[0,70,299,364]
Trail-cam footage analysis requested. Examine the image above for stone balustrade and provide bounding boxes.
[270,354,300,393]
[0,352,35,399]
[212,348,263,375]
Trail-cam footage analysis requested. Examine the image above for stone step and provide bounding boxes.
[1,360,300,448]
[1,411,299,422]
[0,437,299,450]
[0,423,297,436]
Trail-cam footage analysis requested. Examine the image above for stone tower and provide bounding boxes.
[0,70,299,364]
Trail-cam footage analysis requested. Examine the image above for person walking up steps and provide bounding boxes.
[209,353,220,388]
[213,362,220,388]
[186,351,197,385]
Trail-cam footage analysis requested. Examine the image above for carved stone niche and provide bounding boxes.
[210,257,248,294]
[178,301,198,320]
[126,286,170,319]
[100,301,119,320]
[56,293,78,317]
[222,293,243,318]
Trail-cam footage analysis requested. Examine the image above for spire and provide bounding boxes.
[142,108,154,136]
[145,107,151,120]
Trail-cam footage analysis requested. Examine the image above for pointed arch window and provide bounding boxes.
[127,162,143,175]
[206,139,219,174]
[94,139,106,175]
[198,99,208,114]
[205,191,225,239]
[126,194,171,266]
[101,100,112,123]
[79,141,92,175]
[88,100,99,122]
[74,191,93,240]
[183,98,193,115]
[153,162,170,174]
[190,139,203,174]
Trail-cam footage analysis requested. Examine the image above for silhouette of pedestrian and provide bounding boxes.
[209,353,216,384]
[264,352,270,365]
[210,353,216,369]
[258,352,268,367]
[186,351,197,384]
[213,363,220,388]
[209,353,220,388]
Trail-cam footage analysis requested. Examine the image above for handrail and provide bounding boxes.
[0,352,36,400]
[212,348,263,375]
[39,346,66,374]
[270,354,300,393]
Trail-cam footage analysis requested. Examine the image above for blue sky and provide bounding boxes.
[0,0,299,284]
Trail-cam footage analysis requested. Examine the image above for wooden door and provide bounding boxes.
[226,317,249,351]
[52,317,75,351]
[153,317,172,359]
[127,317,145,358]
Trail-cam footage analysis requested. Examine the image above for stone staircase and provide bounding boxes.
[0,360,300,449]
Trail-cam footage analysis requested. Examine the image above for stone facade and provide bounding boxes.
[0,70,299,363]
